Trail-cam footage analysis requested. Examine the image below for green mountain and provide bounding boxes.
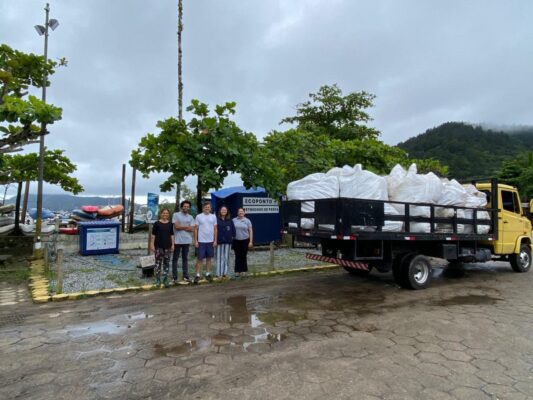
[397,122,533,180]
[6,194,131,212]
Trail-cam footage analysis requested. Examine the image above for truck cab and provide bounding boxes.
[477,182,532,262]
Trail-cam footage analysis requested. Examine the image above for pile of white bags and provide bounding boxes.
[286,163,491,234]
[286,173,339,229]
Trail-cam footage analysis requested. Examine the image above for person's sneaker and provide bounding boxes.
[155,277,161,288]
[193,275,200,284]
[205,274,213,283]
[183,276,191,282]
[163,276,170,288]
[172,279,178,286]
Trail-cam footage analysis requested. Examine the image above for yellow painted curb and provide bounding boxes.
[51,294,70,301]
[34,296,51,303]
[68,292,85,300]
[141,284,155,291]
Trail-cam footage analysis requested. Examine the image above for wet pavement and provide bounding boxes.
[1,261,533,399]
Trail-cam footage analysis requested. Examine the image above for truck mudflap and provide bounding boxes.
[306,253,369,271]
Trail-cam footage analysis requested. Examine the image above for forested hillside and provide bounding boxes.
[397,122,533,180]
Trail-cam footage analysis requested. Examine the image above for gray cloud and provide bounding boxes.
[2,0,533,200]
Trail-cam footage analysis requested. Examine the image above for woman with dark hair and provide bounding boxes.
[150,208,174,288]
[216,206,235,278]
[232,207,253,278]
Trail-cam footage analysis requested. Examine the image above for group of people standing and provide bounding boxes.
[150,200,253,287]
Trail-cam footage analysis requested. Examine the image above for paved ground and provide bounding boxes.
[1,261,532,399]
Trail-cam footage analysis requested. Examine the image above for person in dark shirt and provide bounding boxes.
[150,208,174,288]
[216,206,236,278]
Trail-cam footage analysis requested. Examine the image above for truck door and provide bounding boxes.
[500,189,524,254]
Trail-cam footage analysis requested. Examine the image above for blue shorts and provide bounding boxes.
[198,242,214,260]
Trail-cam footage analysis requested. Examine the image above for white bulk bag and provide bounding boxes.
[339,164,388,200]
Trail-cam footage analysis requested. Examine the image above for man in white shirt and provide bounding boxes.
[193,202,217,283]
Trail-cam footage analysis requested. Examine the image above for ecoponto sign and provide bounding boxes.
[242,197,279,214]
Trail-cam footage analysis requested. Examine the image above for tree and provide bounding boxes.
[0,149,83,193]
[0,44,62,154]
[280,84,379,141]
[262,84,448,192]
[131,100,276,212]
[498,152,533,200]
[0,148,83,233]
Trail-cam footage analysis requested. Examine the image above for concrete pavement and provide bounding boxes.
[0,261,532,399]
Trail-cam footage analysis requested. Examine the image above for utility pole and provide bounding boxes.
[34,3,59,256]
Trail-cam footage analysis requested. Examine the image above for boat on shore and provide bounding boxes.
[19,223,57,236]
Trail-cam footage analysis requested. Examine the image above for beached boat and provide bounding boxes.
[20,223,57,236]
[59,227,78,235]
[0,216,15,227]
[81,205,99,213]
[72,209,97,220]
[0,204,15,214]
[29,208,55,220]
[0,224,15,235]
[97,204,124,218]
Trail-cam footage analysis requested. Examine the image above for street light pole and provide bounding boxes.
[34,3,58,256]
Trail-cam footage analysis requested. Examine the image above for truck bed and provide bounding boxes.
[281,197,498,242]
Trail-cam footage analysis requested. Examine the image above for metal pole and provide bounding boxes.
[121,164,126,232]
[34,3,50,256]
[129,167,136,233]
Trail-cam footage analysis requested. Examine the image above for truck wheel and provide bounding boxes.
[321,240,337,258]
[401,254,432,290]
[343,266,371,276]
[510,244,531,273]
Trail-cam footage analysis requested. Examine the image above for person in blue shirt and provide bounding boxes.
[216,206,236,278]
[232,207,253,278]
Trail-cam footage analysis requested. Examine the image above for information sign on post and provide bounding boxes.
[146,193,159,222]
[242,197,279,214]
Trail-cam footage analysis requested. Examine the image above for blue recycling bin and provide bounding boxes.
[78,221,121,256]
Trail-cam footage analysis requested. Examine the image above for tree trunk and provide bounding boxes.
[175,0,184,212]
[129,167,136,234]
[121,164,126,232]
[13,181,22,235]
[21,180,30,224]
[196,177,202,214]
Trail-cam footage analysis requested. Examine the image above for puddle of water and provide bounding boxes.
[67,321,128,337]
[432,295,501,307]
[67,311,152,337]
[154,338,211,356]
[127,312,153,321]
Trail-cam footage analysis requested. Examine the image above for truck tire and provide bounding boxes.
[321,240,337,258]
[510,244,531,273]
[401,254,432,290]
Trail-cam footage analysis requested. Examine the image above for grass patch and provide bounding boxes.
[0,268,31,284]
[78,267,96,274]
[105,272,143,288]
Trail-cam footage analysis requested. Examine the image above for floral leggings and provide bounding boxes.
[155,248,171,279]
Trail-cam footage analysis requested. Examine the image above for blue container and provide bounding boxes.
[78,220,121,256]
[211,186,281,245]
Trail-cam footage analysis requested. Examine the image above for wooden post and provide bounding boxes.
[121,164,126,232]
[21,181,30,224]
[43,242,49,271]
[129,167,136,233]
[56,249,63,294]
[147,223,152,256]
[269,241,275,271]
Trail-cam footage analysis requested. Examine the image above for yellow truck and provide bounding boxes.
[281,179,532,289]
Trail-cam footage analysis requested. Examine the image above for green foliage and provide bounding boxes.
[280,84,379,141]
[262,85,447,193]
[131,100,277,209]
[0,44,63,153]
[397,122,531,180]
[0,149,83,194]
[498,152,533,200]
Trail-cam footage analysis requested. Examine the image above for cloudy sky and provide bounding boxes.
[2,0,533,201]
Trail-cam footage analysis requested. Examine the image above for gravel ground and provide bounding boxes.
[48,245,329,294]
